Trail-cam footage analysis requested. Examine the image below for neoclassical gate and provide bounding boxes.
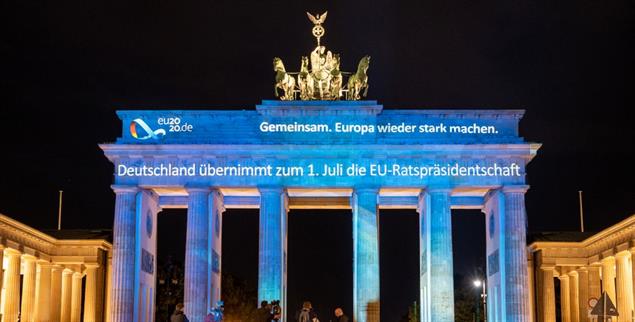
[101,100,540,322]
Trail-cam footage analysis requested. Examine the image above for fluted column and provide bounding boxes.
[83,264,99,322]
[34,261,53,322]
[418,191,431,322]
[0,247,3,299]
[616,252,634,322]
[105,255,113,321]
[569,271,580,322]
[503,185,531,322]
[428,188,454,322]
[185,187,211,322]
[258,187,289,321]
[588,266,602,299]
[601,256,617,303]
[352,187,380,322]
[560,274,571,322]
[528,259,535,322]
[61,269,74,322]
[578,267,589,322]
[631,249,635,315]
[21,255,37,322]
[541,267,556,322]
[109,185,139,322]
[50,265,63,322]
[70,272,84,322]
[209,189,225,309]
[1,249,22,322]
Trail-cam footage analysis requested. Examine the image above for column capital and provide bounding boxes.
[568,270,579,277]
[21,253,37,261]
[84,263,100,270]
[4,247,22,256]
[615,250,631,259]
[425,186,453,194]
[502,185,530,193]
[111,185,139,194]
[51,264,65,271]
[601,255,616,264]
[72,271,85,278]
[559,274,570,280]
[185,185,211,193]
[352,186,379,194]
[257,185,286,194]
[36,259,53,266]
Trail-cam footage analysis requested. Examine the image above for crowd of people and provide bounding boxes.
[170,301,224,322]
[168,300,349,322]
[257,300,349,322]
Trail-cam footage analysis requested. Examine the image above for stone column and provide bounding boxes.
[21,255,37,322]
[503,185,531,321]
[418,191,431,322]
[615,251,634,322]
[83,264,99,322]
[61,269,74,322]
[95,258,106,322]
[0,247,3,301]
[588,266,602,299]
[185,187,211,322]
[631,248,635,315]
[209,189,225,309]
[34,261,53,322]
[428,188,454,322]
[569,271,580,322]
[258,187,289,320]
[70,272,84,322]
[560,274,571,322]
[109,185,139,322]
[601,256,617,303]
[105,255,113,321]
[50,265,64,322]
[541,267,556,322]
[578,267,589,322]
[352,187,380,322]
[2,249,22,322]
[528,258,535,322]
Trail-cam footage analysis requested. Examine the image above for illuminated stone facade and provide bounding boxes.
[0,214,112,322]
[101,101,540,322]
[529,214,635,322]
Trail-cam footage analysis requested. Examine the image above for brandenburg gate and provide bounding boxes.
[100,11,540,322]
[101,100,539,322]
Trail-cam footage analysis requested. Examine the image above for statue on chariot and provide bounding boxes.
[273,11,370,101]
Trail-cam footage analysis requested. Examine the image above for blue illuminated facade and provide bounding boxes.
[101,100,539,322]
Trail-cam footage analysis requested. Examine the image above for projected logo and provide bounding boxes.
[130,118,166,140]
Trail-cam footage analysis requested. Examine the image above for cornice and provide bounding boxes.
[529,213,635,264]
[0,214,112,259]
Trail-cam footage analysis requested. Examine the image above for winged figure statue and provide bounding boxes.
[306,11,328,25]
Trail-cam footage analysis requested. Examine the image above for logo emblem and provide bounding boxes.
[130,118,166,140]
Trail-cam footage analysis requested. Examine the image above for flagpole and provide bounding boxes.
[579,190,585,232]
[58,190,63,230]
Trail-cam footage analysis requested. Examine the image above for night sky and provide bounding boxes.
[2,0,634,321]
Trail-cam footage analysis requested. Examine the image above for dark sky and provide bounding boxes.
[2,0,634,321]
